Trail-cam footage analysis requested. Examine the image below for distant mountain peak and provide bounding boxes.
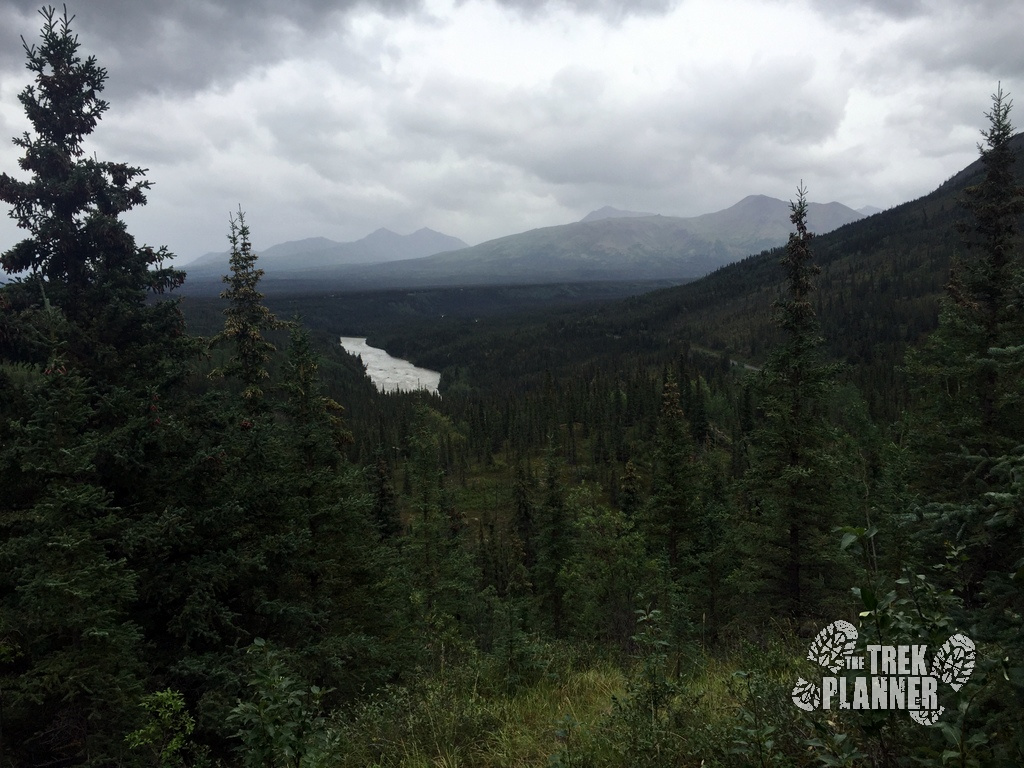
[581,206,656,223]
[185,226,467,273]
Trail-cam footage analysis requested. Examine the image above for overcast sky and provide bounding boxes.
[0,0,1020,264]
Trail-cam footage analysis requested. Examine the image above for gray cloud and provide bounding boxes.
[0,0,680,104]
[485,0,678,21]
[0,1,420,100]
[385,53,848,194]
[817,0,925,19]
[2,0,1023,263]
[902,8,1024,80]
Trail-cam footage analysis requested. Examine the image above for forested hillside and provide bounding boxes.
[318,134,1024,423]
[1,9,1023,768]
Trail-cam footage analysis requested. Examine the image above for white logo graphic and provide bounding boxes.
[791,621,975,725]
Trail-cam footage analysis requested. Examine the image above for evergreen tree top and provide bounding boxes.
[0,6,159,284]
[212,208,289,406]
[18,6,109,155]
[0,5,188,384]
[774,183,821,337]
[952,84,1024,327]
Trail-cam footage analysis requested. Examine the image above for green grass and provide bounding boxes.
[327,640,818,768]
[483,664,626,767]
[332,653,626,768]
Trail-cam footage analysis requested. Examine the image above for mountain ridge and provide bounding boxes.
[185,227,468,274]
[308,195,863,287]
[182,196,863,292]
[580,206,656,222]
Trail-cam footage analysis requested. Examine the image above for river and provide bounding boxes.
[339,337,442,395]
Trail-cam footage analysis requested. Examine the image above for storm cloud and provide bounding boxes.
[0,0,1020,263]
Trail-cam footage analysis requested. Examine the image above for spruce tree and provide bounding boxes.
[0,9,191,761]
[560,484,651,651]
[533,441,570,635]
[738,184,845,624]
[618,459,644,519]
[0,6,187,386]
[647,373,698,572]
[403,404,480,663]
[911,86,1024,492]
[955,85,1024,393]
[512,460,538,570]
[646,373,723,645]
[908,88,1024,641]
[274,349,397,701]
[211,208,289,410]
[370,450,402,539]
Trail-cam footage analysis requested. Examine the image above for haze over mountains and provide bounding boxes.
[185,227,468,275]
[579,206,657,222]
[181,195,866,292]
[856,205,883,216]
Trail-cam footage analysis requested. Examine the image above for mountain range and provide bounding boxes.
[185,227,468,275]
[182,196,865,292]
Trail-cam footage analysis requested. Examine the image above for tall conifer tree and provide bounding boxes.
[738,185,844,624]
[0,8,190,761]
[0,7,186,386]
[534,442,569,635]
[212,208,288,410]
[908,88,1024,633]
[647,374,697,572]
[911,87,1024,489]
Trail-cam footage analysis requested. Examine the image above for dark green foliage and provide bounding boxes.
[689,376,710,447]
[534,444,571,636]
[738,185,848,625]
[0,14,398,748]
[0,8,194,762]
[643,373,718,646]
[909,87,1024,499]
[212,209,289,407]
[954,86,1024,359]
[905,91,1024,750]
[369,450,402,538]
[125,689,196,768]
[560,485,652,651]
[145,226,398,744]
[646,374,698,573]
[6,7,1024,765]
[512,459,538,568]
[618,459,644,518]
[0,366,146,762]
[227,640,337,768]
[401,404,482,666]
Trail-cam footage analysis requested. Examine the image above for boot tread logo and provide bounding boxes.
[791,621,976,726]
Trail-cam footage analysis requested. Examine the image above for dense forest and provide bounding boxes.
[1,8,1023,768]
